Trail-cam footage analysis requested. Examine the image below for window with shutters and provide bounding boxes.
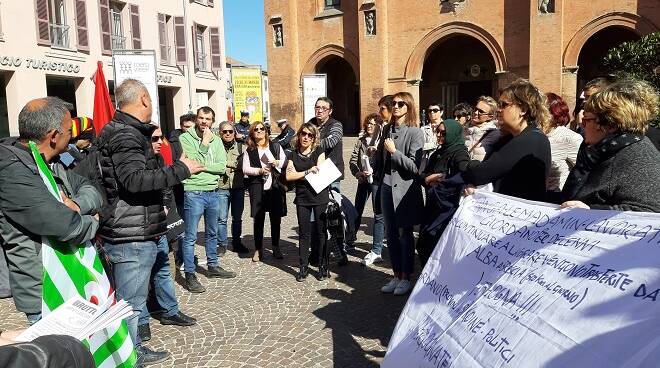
[158,14,175,65]
[195,25,208,71]
[109,1,125,50]
[48,0,69,48]
[0,5,4,42]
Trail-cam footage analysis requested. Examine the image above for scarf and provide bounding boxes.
[438,119,465,151]
[562,132,644,200]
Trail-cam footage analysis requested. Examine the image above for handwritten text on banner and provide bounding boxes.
[382,191,660,368]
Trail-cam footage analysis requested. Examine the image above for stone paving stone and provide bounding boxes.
[0,137,416,367]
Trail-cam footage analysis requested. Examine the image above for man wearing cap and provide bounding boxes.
[234,110,250,144]
[274,119,295,151]
[60,117,95,169]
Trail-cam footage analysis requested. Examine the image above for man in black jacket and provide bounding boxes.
[308,97,344,191]
[274,119,295,151]
[96,79,203,366]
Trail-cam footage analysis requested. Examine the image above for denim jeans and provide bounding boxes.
[354,182,384,255]
[138,237,179,326]
[104,241,158,347]
[380,184,415,275]
[25,312,42,326]
[183,191,220,274]
[330,180,341,193]
[218,188,245,248]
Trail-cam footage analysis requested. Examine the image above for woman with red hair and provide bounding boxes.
[545,93,583,198]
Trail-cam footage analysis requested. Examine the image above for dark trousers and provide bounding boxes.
[296,203,327,267]
[254,210,281,251]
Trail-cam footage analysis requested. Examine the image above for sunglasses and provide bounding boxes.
[394,101,407,108]
[299,131,314,138]
[474,108,491,115]
[428,108,441,113]
[254,127,266,132]
[151,136,163,142]
[222,129,234,134]
[497,100,514,109]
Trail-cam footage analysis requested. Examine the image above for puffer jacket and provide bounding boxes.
[96,111,190,243]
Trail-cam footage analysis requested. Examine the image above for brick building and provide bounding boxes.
[264,0,659,134]
[0,0,228,137]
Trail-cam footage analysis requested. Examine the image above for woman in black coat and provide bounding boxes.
[561,78,660,212]
[460,79,552,202]
[417,119,470,266]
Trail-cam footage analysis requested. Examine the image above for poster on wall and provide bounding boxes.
[302,74,327,124]
[383,190,660,368]
[231,66,263,123]
[112,50,160,126]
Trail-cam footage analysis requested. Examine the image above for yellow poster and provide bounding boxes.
[231,67,263,123]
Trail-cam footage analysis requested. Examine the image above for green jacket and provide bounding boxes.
[180,128,227,191]
[219,141,244,190]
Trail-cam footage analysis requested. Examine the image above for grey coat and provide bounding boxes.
[0,141,101,314]
[375,123,425,226]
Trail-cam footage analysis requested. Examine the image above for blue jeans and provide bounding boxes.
[138,237,179,326]
[26,312,42,326]
[218,188,245,248]
[330,180,341,193]
[381,184,415,275]
[104,241,158,347]
[183,191,220,274]
[354,182,384,255]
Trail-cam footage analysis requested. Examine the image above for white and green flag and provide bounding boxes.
[29,141,137,368]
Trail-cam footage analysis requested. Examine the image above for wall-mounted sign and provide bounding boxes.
[231,66,263,122]
[470,64,481,77]
[0,55,80,73]
[302,74,327,123]
[113,50,160,126]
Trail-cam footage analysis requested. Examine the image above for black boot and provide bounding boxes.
[138,324,151,342]
[207,265,236,279]
[296,266,308,282]
[184,272,206,293]
[136,345,170,366]
[316,266,330,281]
[273,246,284,259]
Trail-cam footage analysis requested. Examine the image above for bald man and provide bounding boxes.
[0,97,102,325]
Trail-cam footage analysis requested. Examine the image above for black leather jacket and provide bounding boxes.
[96,111,190,243]
[0,335,94,368]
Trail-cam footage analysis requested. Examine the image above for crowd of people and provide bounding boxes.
[0,73,659,366]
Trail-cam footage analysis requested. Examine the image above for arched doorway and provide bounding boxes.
[576,26,639,96]
[420,35,496,124]
[316,56,360,134]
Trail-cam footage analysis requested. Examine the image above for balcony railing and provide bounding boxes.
[111,34,125,50]
[50,23,70,48]
[196,53,207,71]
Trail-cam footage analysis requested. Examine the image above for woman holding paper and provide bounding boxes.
[242,121,287,262]
[349,113,385,266]
[285,123,329,281]
[374,92,425,296]
[561,78,660,212]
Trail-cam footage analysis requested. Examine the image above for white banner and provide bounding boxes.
[302,74,327,124]
[112,51,161,126]
[383,191,660,368]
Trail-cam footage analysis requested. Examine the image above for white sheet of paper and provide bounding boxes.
[305,159,341,194]
[383,191,660,368]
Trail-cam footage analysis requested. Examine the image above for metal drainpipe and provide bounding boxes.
[183,0,194,112]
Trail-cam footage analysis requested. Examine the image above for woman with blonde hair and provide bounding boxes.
[561,78,660,212]
[461,79,552,201]
[374,91,424,295]
[285,122,329,281]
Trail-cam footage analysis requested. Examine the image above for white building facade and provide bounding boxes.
[0,0,229,137]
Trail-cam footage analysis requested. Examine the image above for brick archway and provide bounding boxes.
[302,44,360,81]
[563,12,658,68]
[404,21,507,82]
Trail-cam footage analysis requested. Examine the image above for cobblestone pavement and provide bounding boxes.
[0,137,415,367]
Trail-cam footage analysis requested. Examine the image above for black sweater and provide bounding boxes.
[464,125,551,202]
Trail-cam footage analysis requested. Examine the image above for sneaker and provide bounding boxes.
[361,252,383,266]
[138,324,151,342]
[381,277,400,293]
[207,265,236,279]
[184,272,206,293]
[160,311,197,326]
[136,345,170,366]
[393,279,413,295]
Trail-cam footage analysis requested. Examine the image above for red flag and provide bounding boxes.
[92,61,115,136]
[160,137,174,166]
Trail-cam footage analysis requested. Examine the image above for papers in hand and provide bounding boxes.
[260,150,280,173]
[16,294,133,342]
[305,159,342,194]
[361,155,373,184]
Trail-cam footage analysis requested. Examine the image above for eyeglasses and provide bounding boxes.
[314,106,330,112]
[254,127,266,132]
[428,108,441,113]
[394,101,407,108]
[474,108,491,116]
[300,131,314,138]
[222,130,234,134]
[151,136,163,142]
[365,121,375,126]
[497,100,514,109]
